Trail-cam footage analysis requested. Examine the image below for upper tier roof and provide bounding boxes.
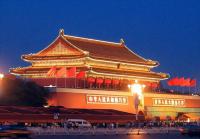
[22,29,158,66]
[64,34,158,66]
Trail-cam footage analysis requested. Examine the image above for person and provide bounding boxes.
[111,123,114,129]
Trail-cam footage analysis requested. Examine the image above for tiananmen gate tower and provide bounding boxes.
[10,29,200,121]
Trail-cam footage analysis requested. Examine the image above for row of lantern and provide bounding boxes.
[87,77,120,88]
[87,77,158,88]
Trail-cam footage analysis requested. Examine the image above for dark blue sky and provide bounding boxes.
[0,0,200,85]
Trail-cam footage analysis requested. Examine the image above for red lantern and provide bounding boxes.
[112,79,120,89]
[105,79,111,88]
[112,79,120,85]
[144,82,151,87]
[87,77,95,83]
[105,79,111,84]
[87,77,95,88]
[151,82,158,88]
[96,78,104,88]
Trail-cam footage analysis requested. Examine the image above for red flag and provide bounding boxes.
[67,67,76,77]
[47,66,57,77]
[167,79,174,86]
[184,78,191,87]
[190,79,197,87]
[172,77,179,86]
[76,71,85,78]
[179,77,185,87]
[56,67,67,77]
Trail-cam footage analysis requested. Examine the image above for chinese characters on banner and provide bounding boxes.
[86,95,128,105]
[153,98,185,107]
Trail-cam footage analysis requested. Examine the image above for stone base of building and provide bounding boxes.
[48,88,200,121]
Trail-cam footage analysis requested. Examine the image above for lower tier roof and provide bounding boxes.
[10,66,168,81]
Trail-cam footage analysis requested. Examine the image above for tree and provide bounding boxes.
[0,77,49,107]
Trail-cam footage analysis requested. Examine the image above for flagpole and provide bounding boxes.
[55,76,56,87]
[76,77,78,88]
[65,77,66,88]
[84,77,86,89]
[54,73,57,87]
[189,86,190,94]
[75,76,76,88]
[196,80,198,94]
[197,81,199,94]
[74,67,77,88]
[55,76,57,87]
[65,67,66,88]
[195,85,197,94]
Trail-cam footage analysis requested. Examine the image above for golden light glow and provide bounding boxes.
[128,80,145,100]
[0,73,4,79]
[43,105,49,108]
[131,83,142,94]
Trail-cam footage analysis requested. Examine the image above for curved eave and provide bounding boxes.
[89,70,169,81]
[10,68,47,75]
[21,54,86,61]
[87,56,158,68]
[123,44,159,66]
[21,54,158,68]
[9,66,90,75]
[10,70,25,76]
[10,66,169,81]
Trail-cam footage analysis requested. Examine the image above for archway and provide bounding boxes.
[137,111,145,121]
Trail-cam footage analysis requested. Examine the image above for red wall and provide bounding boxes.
[48,92,136,114]
[48,91,200,116]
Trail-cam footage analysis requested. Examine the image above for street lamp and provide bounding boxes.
[0,73,4,93]
[0,73,4,79]
[128,80,145,121]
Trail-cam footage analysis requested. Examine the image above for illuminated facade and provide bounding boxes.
[10,29,200,121]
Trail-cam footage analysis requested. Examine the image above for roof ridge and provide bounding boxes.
[35,35,86,56]
[123,44,158,66]
[64,34,122,47]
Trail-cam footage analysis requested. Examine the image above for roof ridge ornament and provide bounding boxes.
[59,29,64,36]
[120,38,125,45]
[83,51,89,56]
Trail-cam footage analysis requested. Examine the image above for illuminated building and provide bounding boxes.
[10,29,200,121]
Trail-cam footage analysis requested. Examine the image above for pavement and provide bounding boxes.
[28,127,180,136]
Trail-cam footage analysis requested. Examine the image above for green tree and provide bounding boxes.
[0,77,49,107]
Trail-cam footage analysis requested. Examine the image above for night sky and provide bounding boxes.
[0,0,200,87]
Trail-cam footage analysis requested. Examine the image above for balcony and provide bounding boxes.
[30,77,157,92]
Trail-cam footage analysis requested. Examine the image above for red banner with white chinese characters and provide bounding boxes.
[153,98,185,107]
[86,95,128,105]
